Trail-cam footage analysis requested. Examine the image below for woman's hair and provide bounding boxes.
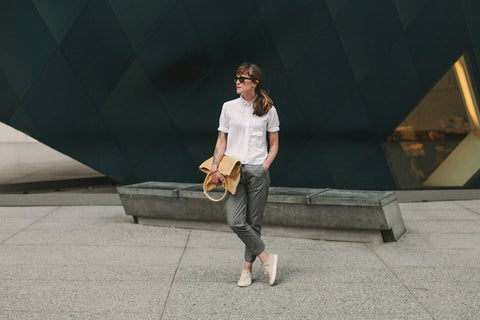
[236,63,273,117]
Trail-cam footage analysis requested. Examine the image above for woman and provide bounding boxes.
[210,63,280,287]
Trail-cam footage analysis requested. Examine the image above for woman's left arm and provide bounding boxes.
[263,131,279,172]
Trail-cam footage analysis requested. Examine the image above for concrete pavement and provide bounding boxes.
[1,200,479,319]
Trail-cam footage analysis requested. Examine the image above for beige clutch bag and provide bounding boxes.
[199,155,242,202]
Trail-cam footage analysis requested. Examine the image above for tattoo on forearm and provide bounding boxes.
[213,132,227,166]
[212,147,219,165]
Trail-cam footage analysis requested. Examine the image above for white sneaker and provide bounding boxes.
[262,253,278,285]
[237,267,252,287]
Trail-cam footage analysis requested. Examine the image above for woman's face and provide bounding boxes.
[235,72,257,96]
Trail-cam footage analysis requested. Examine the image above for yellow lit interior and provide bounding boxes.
[454,58,480,134]
[424,56,480,187]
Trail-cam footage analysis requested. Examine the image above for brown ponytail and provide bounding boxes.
[236,63,274,117]
[253,88,273,117]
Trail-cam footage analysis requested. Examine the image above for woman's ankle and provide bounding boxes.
[258,251,269,264]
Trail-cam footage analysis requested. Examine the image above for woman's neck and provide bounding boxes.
[241,92,256,102]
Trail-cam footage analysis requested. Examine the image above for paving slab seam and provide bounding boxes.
[363,243,436,319]
[456,203,480,216]
[159,230,191,320]
[0,206,61,245]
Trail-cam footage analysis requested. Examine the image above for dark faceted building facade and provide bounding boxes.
[1,0,480,190]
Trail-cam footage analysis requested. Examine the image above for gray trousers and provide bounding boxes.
[225,164,270,263]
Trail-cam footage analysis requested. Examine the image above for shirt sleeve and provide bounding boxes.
[266,106,280,132]
[217,103,229,133]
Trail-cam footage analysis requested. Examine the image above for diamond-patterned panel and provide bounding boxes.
[325,0,348,19]
[461,0,480,87]
[60,0,136,107]
[322,138,395,189]
[320,91,395,189]
[108,0,176,54]
[394,0,431,30]
[333,0,404,83]
[0,0,480,190]
[289,22,356,133]
[182,0,259,67]
[0,71,20,121]
[132,138,199,183]
[178,63,239,165]
[101,58,187,167]
[405,0,469,91]
[259,0,331,72]
[138,1,210,108]
[7,105,42,140]
[359,37,424,140]
[21,48,132,181]
[279,138,335,188]
[0,0,57,99]
[32,0,88,43]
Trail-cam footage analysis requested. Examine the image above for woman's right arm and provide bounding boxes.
[211,131,227,184]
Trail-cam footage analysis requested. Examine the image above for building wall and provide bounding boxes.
[1,0,480,189]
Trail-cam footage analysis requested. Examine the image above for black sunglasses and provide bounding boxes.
[234,76,255,83]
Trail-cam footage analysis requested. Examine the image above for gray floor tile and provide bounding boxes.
[5,224,190,247]
[394,233,480,249]
[410,281,480,320]
[0,279,169,313]
[0,207,59,232]
[187,229,242,249]
[392,266,480,283]
[263,235,368,251]
[27,206,129,227]
[161,281,427,320]
[0,206,59,218]
[176,262,398,286]
[404,220,480,234]
[455,200,480,213]
[400,202,464,211]
[401,208,480,221]
[0,230,18,243]
[0,311,161,320]
[0,263,176,282]
[1,203,478,319]
[0,310,53,320]
[367,245,480,267]
[0,244,184,266]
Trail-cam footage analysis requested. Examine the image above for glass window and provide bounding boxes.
[382,55,479,189]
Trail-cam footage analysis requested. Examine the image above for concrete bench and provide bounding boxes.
[117,182,406,242]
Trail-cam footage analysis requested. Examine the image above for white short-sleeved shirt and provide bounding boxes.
[218,95,280,165]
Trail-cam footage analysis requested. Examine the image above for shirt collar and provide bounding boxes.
[240,95,255,107]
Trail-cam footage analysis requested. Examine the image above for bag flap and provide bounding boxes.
[199,157,213,173]
[199,156,241,176]
[217,156,241,176]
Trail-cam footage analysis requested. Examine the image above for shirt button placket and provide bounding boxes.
[245,106,249,163]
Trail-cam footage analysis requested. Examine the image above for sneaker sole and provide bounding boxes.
[269,254,278,285]
[237,281,252,287]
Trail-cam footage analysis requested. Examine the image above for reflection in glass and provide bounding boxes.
[383,57,476,189]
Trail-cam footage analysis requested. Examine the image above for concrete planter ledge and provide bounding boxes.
[117,182,406,242]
